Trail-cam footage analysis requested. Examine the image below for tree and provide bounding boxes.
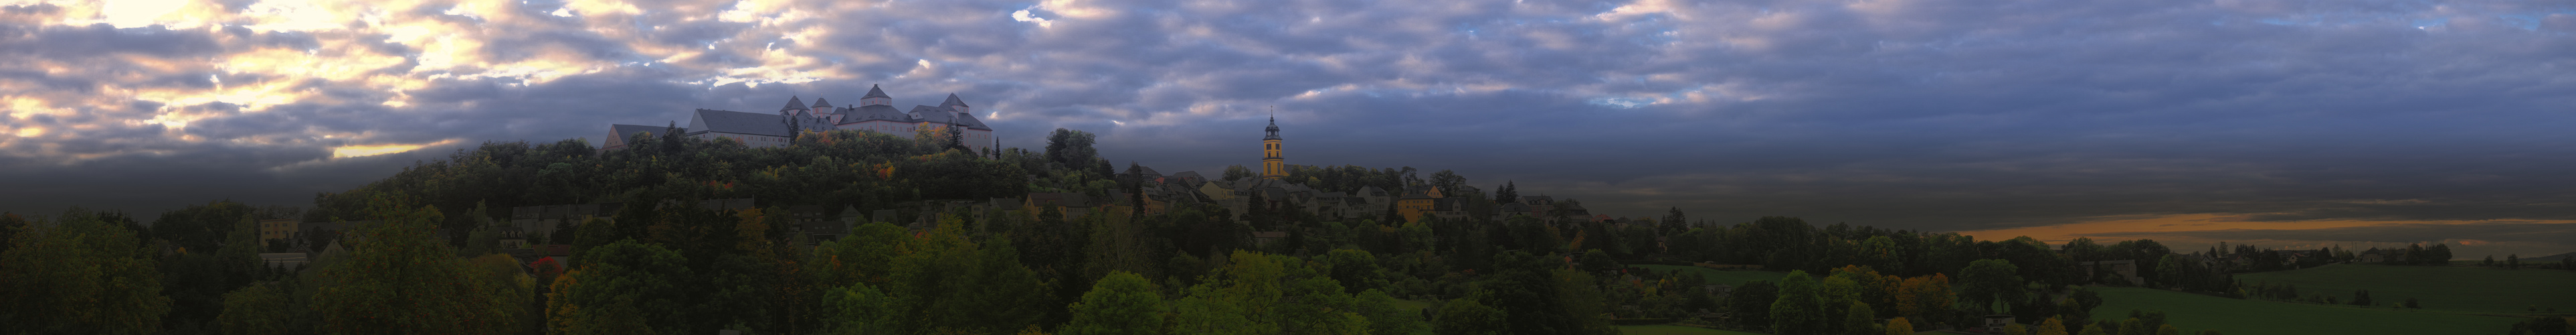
[2035,317,2068,335]
[1772,271,1829,334]
[1728,280,1781,330]
[1045,128,1101,168]
[1887,317,1915,335]
[313,196,515,335]
[1063,271,1166,335]
[1895,274,1954,320]
[547,239,693,335]
[0,208,172,334]
[214,281,298,335]
[1434,294,1509,335]
[1495,181,1519,204]
[1844,301,1881,335]
[1223,165,1255,182]
[1661,207,1688,236]
[1962,259,2024,314]
[2507,254,2521,269]
[1355,289,1429,335]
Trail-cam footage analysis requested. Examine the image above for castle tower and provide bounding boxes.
[1262,116,1283,180]
[861,84,892,107]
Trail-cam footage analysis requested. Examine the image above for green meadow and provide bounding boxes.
[2087,286,2522,335]
[2233,264,2576,314]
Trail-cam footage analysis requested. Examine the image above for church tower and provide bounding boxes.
[1262,116,1283,180]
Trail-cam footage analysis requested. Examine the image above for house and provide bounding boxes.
[1251,231,1290,247]
[256,218,298,243]
[258,253,308,272]
[2078,260,2144,285]
[788,205,860,245]
[1395,187,1444,222]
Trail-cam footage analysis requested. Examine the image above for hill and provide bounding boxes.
[2088,287,2522,335]
[2233,264,2576,314]
[2524,252,2576,262]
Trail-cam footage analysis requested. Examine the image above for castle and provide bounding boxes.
[601,84,995,151]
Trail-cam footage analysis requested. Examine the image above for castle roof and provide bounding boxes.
[862,84,891,99]
[689,109,794,137]
[838,105,910,124]
[608,124,684,145]
[810,98,832,109]
[779,96,808,111]
[940,93,968,107]
[908,105,992,131]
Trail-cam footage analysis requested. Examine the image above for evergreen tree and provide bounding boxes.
[1495,181,1519,204]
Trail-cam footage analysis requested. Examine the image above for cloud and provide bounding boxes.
[0,0,2566,241]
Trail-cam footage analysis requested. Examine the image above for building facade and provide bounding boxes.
[604,84,996,152]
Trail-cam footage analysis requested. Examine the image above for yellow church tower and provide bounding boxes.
[1262,116,1284,180]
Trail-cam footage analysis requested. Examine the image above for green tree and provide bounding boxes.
[1886,317,1915,335]
[1844,301,1880,335]
[1728,280,1781,330]
[1433,294,1509,335]
[1962,259,2024,314]
[808,222,909,289]
[1772,271,1829,334]
[214,281,298,335]
[312,196,515,334]
[1355,289,1429,335]
[0,208,173,334]
[546,239,692,335]
[1064,271,1166,335]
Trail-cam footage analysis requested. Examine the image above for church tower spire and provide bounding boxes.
[1262,111,1283,180]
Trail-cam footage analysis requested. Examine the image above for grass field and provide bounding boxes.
[1616,325,1772,335]
[2088,287,2522,335]
[2233,264,2576,314]
[1634,265,1787,285]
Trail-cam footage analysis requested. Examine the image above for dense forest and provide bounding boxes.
[7,126,2553,335]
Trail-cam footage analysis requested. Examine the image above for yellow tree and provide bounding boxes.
[2035,317,2068,335]
[1886,317,1915,335]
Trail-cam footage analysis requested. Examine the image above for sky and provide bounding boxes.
[1,0,2572,259]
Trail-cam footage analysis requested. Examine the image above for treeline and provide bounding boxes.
[1,125,2273,335]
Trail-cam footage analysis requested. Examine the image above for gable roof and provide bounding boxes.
[838,104,911,124]
[688,109,792,137]
[862,84,891,99]
[907,106,992,131]
[940,93,968,107]
[779,96,808,111]
[610,124,682,142]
